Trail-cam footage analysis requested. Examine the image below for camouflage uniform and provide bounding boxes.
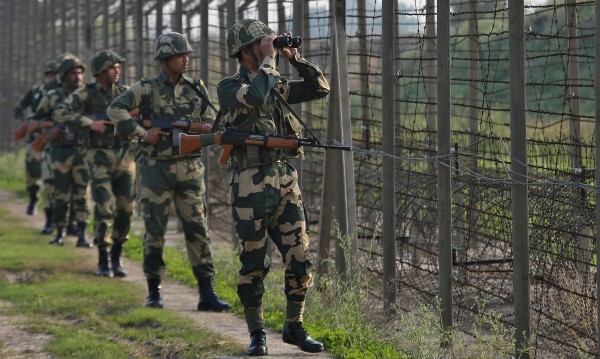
[108,32,230,311]
[34,54,92,247]
[54,50,134,276]
[219,19,329,353]
[14,61,59,218]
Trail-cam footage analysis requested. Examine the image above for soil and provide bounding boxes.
[0,189,332,359]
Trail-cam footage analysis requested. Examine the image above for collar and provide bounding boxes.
[238,65,257,82]
[157,70,193,86]
[94,80,113,93]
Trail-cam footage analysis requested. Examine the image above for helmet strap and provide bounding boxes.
[246,46,261,69]
[98,71,112,89]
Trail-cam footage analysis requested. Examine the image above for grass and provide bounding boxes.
[0,149,26,194]
[0,192,243,358]
[0,149,523,358]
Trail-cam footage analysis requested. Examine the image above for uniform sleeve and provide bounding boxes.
[53,87,94,131]
[217,56,280,109]
[107,81,147,138]
[286,53,330,104]
[14,88,35,120]
[198,84,216,122]
[30,94,51,122]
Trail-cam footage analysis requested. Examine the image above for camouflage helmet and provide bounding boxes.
[227,19,275,58]
[154,32,193,60]
[44,60,58,74]
[91,50,125,76]
[57,53,85,79]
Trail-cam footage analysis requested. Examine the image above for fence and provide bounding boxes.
[0,0,598,357]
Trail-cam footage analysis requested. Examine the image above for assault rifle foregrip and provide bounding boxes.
[141,118,212,134]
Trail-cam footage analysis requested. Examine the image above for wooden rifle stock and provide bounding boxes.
[12,122,28,140]
[31,133,49,152]
[31,126,62,152]
[179,133,220,156]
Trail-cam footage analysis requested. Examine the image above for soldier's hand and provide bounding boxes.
[129,108,140,118]
[279,32,297,60]
[90,120,111,134]
[260,34,277,60]
[27,120,39,133]
[143,127,168,144]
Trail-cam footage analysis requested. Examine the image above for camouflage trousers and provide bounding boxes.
[140,156,215,280]
[50,145,89,227]
[41,146,54,210]
[25,143,42,190]
[86,146,136,246]
[231,162,314,309]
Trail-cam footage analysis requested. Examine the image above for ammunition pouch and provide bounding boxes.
[231,146,288,170]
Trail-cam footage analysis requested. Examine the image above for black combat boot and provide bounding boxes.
[110,241,127,277]
[247,329,268,356]
[66,221,77,236]
[26,185,39,215]
[282,322,324,353]
[145,278,164,308]
[48,227,64,246]
[197,277,231,312]
[41,208,54,234]
[66,208,77,235]
[75,221,93,248]
[96,246,112,277]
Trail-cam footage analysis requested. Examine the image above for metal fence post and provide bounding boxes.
[135,0,143,79]
[437,0,453,330]
[120,0,127,84]
[174,0,183,34]
[84,0,92,55]
[226,0,236,75]
[291,0,304,193]
[200,0,210,226]
[595,0,600,351]
[509,1,530,357]
[331,0,357,277]
[318,59,338,277]
[381,0,396,314]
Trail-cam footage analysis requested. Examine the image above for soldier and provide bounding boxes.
[14,60,59,220]
[32,53,93,248]
[217,19,329,356]
[54,50,135,277]
[107,32,230,312]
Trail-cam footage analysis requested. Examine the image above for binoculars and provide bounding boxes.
[272,35,302,48]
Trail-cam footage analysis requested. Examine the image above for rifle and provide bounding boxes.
[179,131,351,164]
[12,122,28,140]
[140,118,212,134]
[30,120,58,152]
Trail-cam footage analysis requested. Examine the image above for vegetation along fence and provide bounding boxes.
[1,0,599,357]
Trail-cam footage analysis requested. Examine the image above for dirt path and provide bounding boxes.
[3,190,331,359]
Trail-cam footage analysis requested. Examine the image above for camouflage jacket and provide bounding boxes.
[14,78,60,120]
[31,85,74,124]
[53,81,128,132]
[216,53,329,136]
[107,71,215,159]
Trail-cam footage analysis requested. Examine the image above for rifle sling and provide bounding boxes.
[270,89,321,145]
